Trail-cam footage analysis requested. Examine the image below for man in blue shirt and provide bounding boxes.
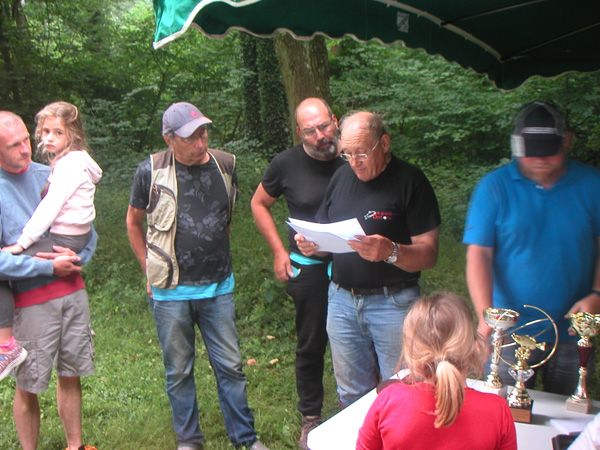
[464,102,600,394]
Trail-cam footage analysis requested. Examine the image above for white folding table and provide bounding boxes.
[308,379,599,450]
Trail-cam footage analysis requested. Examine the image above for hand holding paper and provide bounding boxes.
[288,217,366,254]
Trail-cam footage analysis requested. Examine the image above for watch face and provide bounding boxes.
[386,242,398,264]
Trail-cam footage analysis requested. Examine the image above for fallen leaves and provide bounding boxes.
[245,334,280,367]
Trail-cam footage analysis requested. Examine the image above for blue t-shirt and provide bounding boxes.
[463,159,600,341]
[152,273,234,301]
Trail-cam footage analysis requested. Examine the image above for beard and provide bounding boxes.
[304,137,338,160]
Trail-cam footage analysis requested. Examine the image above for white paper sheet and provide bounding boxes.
[287,217,366,254]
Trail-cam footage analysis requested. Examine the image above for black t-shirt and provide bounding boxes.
[261,144,345,255]
[317,156,441,288]
[129,154,235,285]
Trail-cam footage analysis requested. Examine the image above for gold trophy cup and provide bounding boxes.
[566,312,600,413]
[501,305,558,423]
[483,308,520,396]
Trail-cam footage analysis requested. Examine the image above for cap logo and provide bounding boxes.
[190,111,198,118]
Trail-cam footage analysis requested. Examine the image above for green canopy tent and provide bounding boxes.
[153,0,600,90]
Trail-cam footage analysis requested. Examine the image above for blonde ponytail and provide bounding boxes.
[399,293,486,428]
[434,360,465,427]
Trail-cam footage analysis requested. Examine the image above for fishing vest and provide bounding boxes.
[145,148,238,289]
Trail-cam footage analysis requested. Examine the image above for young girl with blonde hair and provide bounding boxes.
[356,293,517,450]
[3,101,102,255]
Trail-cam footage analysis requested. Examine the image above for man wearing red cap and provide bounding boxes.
[464,102,600,394]
[127,102,268,450]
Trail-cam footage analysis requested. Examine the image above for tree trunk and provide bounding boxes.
[256,37,290,158]
[11,0,28,32]
[240,33,262,143]
[274,33,331,145]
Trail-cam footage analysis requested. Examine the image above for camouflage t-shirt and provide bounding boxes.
[129,154,237,286]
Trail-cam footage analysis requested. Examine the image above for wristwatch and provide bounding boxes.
[385,242,398,264]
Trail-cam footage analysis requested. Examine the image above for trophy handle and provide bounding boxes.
[497,304,559,368]
[523,305,559,369]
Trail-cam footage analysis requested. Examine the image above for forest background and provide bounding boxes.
[1,0,600,449]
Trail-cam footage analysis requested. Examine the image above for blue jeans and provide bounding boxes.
[326,282,419,407]
[487,339,587,395]
[151,294,256,448]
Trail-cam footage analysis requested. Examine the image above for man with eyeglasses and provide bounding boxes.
[297,111,441,408]
[127,102,269,450]
[251,97,344,449]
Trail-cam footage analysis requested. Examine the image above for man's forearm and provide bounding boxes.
[466,244,495,321]
[394,227,439,272]
[126,206,148,272]
[253,207,286,257]
[568,237,600,315]
[128,228,147,272]
[592,237,600,292]
[0,252,53,280]
[251,186,287,258]
[395,241,437,272]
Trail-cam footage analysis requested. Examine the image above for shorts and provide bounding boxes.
[13,289,95,393]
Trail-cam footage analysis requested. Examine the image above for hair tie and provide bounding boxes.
[435,357,454,366]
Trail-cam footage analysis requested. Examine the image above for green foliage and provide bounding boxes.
[330,39,512,163]
[330,39,600,168]
[3,3,598,168]
[1,0,245,160]
[420,160,505,241]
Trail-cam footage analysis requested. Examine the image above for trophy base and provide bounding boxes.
[566,397,591,414]
[509,403,533,423]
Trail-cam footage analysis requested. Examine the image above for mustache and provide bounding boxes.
[317,138,336,147]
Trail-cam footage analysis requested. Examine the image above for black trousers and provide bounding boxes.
[286,261,330,417]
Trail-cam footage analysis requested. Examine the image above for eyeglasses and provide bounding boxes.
[340,138,381,162]
[300,119,334,138]
[175,126,207,144]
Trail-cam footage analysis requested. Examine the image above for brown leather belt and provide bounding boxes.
[338,279,418,296]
